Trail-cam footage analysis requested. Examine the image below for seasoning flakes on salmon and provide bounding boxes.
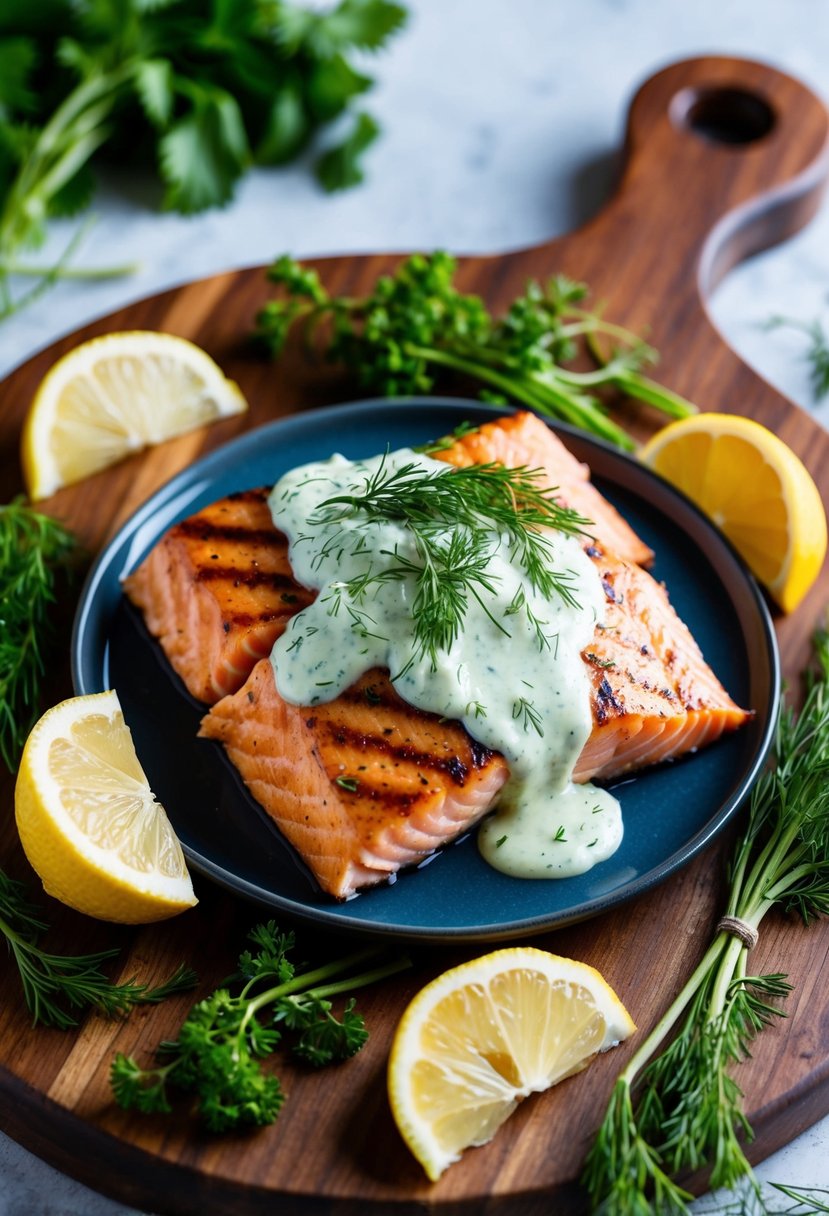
[573,549,748,782]
[123,488,313,703]
[199,663,509,899]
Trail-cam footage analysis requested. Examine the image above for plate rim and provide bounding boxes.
[71,397,781,941]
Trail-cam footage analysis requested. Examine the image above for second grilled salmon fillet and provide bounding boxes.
[124,412,652,703]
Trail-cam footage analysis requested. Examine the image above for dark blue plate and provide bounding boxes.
[72,399,779,942]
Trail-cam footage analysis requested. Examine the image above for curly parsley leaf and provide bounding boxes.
[111,921,410,1132]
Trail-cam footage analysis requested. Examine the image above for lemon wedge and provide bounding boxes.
[15,691,196,923]
[639,413,827,613]
[387,947,635,1181]
[22,330,247,500]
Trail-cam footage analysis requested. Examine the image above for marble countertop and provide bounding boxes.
[2,1,829,1211]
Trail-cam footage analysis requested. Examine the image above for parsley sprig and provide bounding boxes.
[111,921,411,1132]
[0,0,406,319]
[0,867,196,1029]
[254,252,696,450]
[309,456,590,669]
[583,627,829,1213]
[0,500,78,770]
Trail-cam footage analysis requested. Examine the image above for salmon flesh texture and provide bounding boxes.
[125,412,749,898]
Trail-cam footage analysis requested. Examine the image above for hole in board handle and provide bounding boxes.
[671,87,776,146]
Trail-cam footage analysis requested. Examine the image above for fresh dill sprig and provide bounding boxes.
[583,627,829,1214]
[314,457,588,669]
[0,868,196,1029]
[111,921,411,1132]
[512,696,544,736]
[255,252,697,450]
[764,314,829,403]
[0,501,79,770]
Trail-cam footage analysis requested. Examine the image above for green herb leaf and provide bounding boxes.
[0,868,196,1029]
[315,111,379,192]
[0,38,37,114]
[765,314,829,403]
[255,85,309,164]
[159,89,250,213]
[307,54,372,122]
[134,58,174,128]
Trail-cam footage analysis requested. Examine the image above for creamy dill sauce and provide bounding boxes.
[267,448,622,879]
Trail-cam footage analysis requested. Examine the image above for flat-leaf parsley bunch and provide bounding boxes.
[0,0,407,318]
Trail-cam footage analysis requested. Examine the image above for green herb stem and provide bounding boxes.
[0,868,195,1029]
[0,259,139,281]
[0,501,79,769]
[409,343,637,450]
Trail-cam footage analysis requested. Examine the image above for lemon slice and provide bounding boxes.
[15,691,196,923]
[22,330,248,500]
[639,413,827,613]
[387,947,635,1181]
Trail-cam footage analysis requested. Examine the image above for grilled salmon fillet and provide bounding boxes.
[199,546,747,897]
[126,410,749,898]
[123,413,652,702]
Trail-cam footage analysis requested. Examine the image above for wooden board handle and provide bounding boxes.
[537,56,829,335]
[619,56,829,292]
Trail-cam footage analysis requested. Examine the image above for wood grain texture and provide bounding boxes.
[2,56,829,1214]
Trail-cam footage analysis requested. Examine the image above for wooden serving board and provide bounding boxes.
[2,56,829,1215]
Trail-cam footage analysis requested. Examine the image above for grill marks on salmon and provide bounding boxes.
[123,488,313,702]
[125,412,750,898]
[199,665,509,899]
